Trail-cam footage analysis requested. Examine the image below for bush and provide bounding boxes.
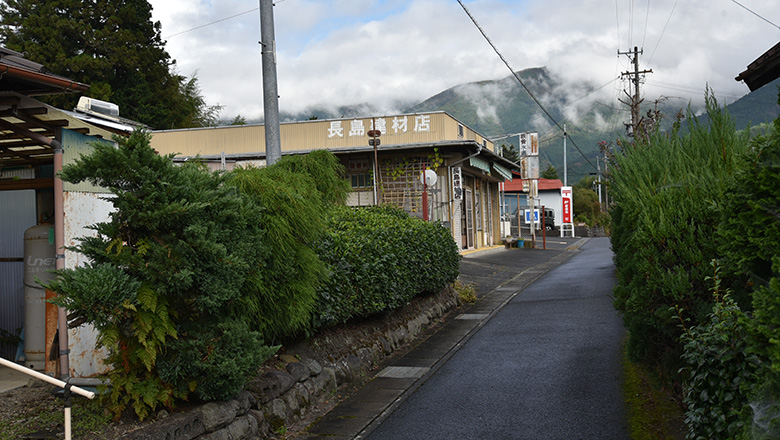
[610,93,750,371]
[48,130,276,418]
[313,205,460,328]
[680,271,756,439]
[226,150,351,343]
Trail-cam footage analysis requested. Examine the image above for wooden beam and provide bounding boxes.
[0,107,47,118]
[0,146,52,158]
[0,140,49,151]
[0,177,52,191]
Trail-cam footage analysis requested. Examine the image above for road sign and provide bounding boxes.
[524,209,540,223]
[369,138,380,147]
[367,130,381,137]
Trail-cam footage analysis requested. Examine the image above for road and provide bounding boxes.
[365,237,628,440]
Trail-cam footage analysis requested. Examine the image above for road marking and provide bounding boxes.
[376,366,430,379]
[456,313,489,320]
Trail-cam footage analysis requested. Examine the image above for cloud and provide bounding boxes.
[148,0,780,121]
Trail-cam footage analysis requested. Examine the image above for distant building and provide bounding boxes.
[151,112,516,251]
[501,170,564,236]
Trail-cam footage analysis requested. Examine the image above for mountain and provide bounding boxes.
[276,68,780,185]
[404,67,626,184]
[720,77,780,129]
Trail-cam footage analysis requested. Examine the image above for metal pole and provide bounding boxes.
[53,136,69,379]
[259,0,281,165]
[597,156,602,206]
[372,118,379,205]
[563,123,567,187]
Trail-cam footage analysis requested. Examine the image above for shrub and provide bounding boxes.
[226,150,351,342]
[48,130,276,418]
[610,93,750,371]
[313,205,460,328]
[718,111,780,439]
[679,266,756,440]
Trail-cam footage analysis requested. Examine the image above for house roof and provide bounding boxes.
[0,47,89,96]
[736,41,780,92]
[503,171,563,192]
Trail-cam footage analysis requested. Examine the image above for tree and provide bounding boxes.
[500,144,520,163]
[176,73,223,128]
[541,164,558,180]
[0,0,215,129]
[229,114,248,126]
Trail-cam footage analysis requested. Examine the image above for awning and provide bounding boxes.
[469,156,490,173]
[492,162,513,181]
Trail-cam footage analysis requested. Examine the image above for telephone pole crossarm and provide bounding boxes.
[618,46,652,138]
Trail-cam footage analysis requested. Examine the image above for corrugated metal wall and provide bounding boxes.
[0,186,37,360]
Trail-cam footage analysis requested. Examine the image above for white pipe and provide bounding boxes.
[65,407,72,440]
[1,356,94,440]
[0,357,95,399]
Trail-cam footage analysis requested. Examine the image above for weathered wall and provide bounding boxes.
[62,191,114,377]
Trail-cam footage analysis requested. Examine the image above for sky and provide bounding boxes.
[147,0,780,123]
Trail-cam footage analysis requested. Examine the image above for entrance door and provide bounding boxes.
[464,189,474,249]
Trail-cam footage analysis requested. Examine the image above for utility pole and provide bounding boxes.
[259,0,281,165]
[562,123,567,187]
[618,46,652,138]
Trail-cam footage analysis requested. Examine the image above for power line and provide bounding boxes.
[641,0,650,48]
[731,0,780,30]
[456,0,598,172]
[648,0,679,65]
[163,7,259,39]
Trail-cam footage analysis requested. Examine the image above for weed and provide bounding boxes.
[454,281,477,304]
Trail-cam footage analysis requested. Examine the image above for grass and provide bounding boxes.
[623,341,687,440]
[0,389,113,440]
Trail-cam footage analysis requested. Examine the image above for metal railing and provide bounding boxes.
[0,356,95,440]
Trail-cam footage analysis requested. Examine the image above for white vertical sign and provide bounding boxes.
[452,167,462,200]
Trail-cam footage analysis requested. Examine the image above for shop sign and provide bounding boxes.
[327,114,432,139]
[452,167,463,200]
[561,186,573,223]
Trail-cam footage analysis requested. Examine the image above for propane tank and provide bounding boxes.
[24,223,55,370]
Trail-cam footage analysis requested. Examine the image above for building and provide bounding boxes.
[501,171,564,237]
[151,112,516,251]
[0,47,138,377]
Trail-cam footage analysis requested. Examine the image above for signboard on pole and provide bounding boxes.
[561,186,573,223]
[452,167,462,200]
[524,209,540,223]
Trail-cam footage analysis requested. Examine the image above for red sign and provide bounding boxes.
[562,198,572,223]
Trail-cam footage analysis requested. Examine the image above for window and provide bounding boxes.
[458,124,464,138]
[349,173,373,189]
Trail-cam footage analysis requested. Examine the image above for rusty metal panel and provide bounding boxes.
[62,191,114,376]
[62,128,113,194]
[0,189,37,360]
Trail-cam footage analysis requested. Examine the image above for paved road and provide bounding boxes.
[365,237,627,440]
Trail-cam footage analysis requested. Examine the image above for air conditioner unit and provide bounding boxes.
[75,97,119,118]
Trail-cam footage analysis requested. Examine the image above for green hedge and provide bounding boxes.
[611,94,750,368]
[48,130,274,418]
[314,205,460,328]
[611,92,780,439]
[46,131,461,419]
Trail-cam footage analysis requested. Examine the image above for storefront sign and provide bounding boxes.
[561,186,573,223]
[327,114,432,138]
[452,167,462,200]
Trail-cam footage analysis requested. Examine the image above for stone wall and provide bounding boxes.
[118,286,460,439]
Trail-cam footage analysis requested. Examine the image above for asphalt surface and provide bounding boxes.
[365,237,627,440]
[300,236,626,440]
